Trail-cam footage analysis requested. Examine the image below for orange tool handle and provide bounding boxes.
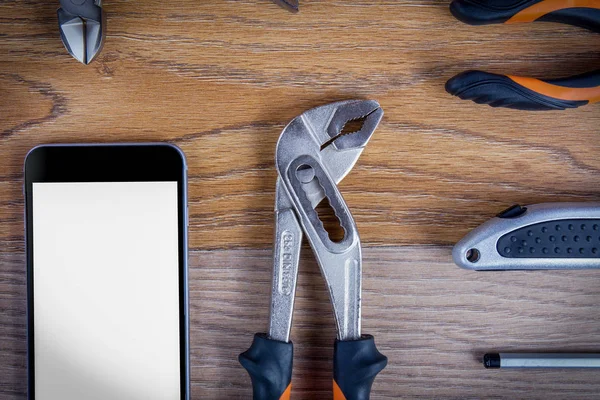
[446,70,600,110]
[450,0,600,32]
[333,335,388,400]
[239,334,293,400]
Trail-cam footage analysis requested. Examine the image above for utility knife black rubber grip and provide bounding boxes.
[497,219,600,258]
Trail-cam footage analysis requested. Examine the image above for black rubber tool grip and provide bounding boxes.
[239,333,293,400]
[333,335,387,400]
[497,219,600,258]
[449,0,600,32]
[446,70,600,110]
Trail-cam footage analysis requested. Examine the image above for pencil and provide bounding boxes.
[484,353,600,368]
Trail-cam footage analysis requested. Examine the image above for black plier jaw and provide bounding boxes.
[57,0,106,64]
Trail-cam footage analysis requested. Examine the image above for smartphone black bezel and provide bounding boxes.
[24,144,189,399]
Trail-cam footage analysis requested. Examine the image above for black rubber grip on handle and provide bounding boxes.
[449,0,600,32]
[497,219,600,258]
[333,335,387,400]
[239,333,293,400]
[445,70,598,110]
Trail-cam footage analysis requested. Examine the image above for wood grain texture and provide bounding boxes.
[1,0,600,398]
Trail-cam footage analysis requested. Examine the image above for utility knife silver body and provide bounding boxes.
[453,203,600,270]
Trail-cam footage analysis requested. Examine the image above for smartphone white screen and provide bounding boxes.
[32,182,181,400]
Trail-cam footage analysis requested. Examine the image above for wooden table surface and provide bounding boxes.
[1,1,600,398]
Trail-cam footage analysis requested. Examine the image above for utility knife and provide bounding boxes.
[453,203,600,270]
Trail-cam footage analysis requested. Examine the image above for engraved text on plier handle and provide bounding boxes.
[278,231,296,296]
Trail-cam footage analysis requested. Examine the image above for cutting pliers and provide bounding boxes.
[239,100,387,400]
[446,0,600,110]
[57,0,106,64]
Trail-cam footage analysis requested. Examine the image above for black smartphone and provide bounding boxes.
[24,144,189,400]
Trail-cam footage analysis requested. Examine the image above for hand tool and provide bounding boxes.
[446,0,600,110]
[453,203,600,270]
[272,0,299,13]
[239,100,387,400]
[484,353,600,368]
[58,0,106,64]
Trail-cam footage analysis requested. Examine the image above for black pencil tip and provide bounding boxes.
[484,353,501,368]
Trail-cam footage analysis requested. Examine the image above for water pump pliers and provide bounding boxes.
[239,100,388,400]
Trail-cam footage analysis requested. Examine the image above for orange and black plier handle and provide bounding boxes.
[241,333,386,400]
[446,0,600,110]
